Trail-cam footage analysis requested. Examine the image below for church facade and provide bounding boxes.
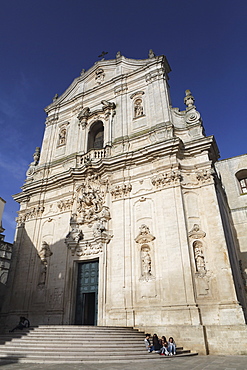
[1,52,247,355]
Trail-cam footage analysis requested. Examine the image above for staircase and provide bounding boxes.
[0,326,197,364]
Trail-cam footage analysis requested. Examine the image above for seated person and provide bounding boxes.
[168,337,176,355]
[10,317,30,332]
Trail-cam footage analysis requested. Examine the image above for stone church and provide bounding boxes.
[1,51,247,355]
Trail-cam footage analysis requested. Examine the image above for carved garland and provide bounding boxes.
[110,183,132,199]
[16,206,45,226]
[151,170,181,188]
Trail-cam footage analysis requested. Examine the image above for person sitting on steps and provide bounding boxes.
[9,317,30,332]
[168,336,176,355]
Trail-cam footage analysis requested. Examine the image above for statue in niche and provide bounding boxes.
[58,128,66,145]
[38,241,53,264]
[193,240,206,275]
[134,98,144,118]
[141,246,153,281]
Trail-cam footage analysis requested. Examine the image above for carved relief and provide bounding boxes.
[78,107,90,128]
[110,183,132,199]
[57,199,73,212]
[135,225,155,282]
[77,101,115,128]
[188,224,206,239]
[16,206,45,226]
[75,174,108,224]
[76,241,103,257]
[151,170,181,188]
[196,169,214,184]
[95,68,105,84]
[181,169,214,188]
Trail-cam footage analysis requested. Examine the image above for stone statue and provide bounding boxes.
[134,99,143,118]
[148,49,156,58]
[26,147,40,177]
[38,241,53,264]
[58,129,66,145]
[193,241,206,275]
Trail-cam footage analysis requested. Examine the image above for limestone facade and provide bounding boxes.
[1,52,247,355]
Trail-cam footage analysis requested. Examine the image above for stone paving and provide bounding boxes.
[0,356,246,370]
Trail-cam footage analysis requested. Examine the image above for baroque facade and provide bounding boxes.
[1,52,247,355]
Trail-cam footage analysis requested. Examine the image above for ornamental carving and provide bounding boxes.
[57,199,73,212]
[188,224,206,239]
[76,241,103,257]
[110,183,132,199]
[65,208,111,256]
[151,170,181,188]
[77,100,116,128]
[16,206,45,226]
[75,174,108,224]
[196,169,214,184]
[95,68,105,84]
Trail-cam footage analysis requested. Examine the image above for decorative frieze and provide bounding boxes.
[196,169,214,184]
[151,170,181,188]
[57,198,73,212]
[110,183,132,199]
[16,205,45,226]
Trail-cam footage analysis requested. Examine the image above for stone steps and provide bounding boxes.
[0,325,198,363]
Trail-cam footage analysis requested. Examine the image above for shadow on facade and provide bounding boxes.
[0,225,73,332]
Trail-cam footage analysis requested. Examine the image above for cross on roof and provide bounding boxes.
[98,51,108,59]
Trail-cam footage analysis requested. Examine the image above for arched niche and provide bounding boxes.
[87,121,104,151]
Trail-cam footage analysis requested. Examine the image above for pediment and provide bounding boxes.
[45,55,168,112]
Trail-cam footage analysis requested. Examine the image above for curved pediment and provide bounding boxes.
[45,54,170,113]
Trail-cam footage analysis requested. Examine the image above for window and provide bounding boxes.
[87,121,104,151]
[236,169,247,194]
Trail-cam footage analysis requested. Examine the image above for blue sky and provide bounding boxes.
[0,0,246,242]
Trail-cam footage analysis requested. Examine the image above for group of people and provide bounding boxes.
[144,333,176,356]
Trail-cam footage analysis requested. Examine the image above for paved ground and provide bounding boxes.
[0,356,246,370]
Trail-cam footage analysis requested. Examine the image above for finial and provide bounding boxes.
[80,68,86,76]
[53,94,59,102]
[33,147,40,165]
[116,51,122,59]
[148,49,156,58]
[184,90,195,108]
